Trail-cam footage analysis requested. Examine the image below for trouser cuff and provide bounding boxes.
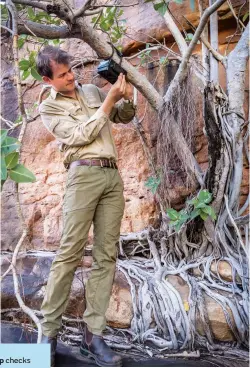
[85,324,103,336]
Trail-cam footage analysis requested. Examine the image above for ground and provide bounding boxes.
[1,323,248,367]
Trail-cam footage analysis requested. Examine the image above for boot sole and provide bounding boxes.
[80,346,122,367]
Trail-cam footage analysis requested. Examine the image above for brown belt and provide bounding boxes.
[69,159,118,170]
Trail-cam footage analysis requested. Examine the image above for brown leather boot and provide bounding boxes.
[80,325,122,367]
[41,334,57,367]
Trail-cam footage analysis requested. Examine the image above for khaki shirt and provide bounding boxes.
[39,83,136,168]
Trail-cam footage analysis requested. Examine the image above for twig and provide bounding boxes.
[1,24,15,35]
[182,0,227,66]
[183,16,225,64]
[6,0,42,344]
[90,2,139,8]
[0,115,15,128]
[227,0,246,30]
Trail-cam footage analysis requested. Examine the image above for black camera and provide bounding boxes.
[97,59,127,84]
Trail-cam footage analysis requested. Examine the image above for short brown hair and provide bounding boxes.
[36,46,71,79]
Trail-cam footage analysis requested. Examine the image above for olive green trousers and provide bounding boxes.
[40,166,125,337]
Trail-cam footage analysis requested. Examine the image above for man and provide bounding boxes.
[36,46,136,367]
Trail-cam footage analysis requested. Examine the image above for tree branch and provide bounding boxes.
[227,23,249,115]
[209,0,219,82]
[158,2,227,187]
[72,0,139,20]
[163,8,188,56]
[182,0,227,66]
[164,0,227,103]
[12,0,50,11]
[17,20,82,39]
[183,16,225,65]
[198,0,210,80]
[1,24,15,35]
[75,16,162,110]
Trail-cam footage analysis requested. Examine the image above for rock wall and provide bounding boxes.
[1,1,249,251]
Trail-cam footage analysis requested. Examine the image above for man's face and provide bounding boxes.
[42,61,75,94]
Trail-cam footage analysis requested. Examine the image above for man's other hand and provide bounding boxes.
[107,74,131,103]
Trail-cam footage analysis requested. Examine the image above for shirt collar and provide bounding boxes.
[50,82,80,100]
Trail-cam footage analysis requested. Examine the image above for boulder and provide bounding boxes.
[1,253,238,341]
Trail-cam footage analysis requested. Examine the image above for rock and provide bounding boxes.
[197,294,235,341]
[1,253,238,342]
[193,260,241,283]
[164,274,236,342]
[1,253,132,330]
[106,272,133,329]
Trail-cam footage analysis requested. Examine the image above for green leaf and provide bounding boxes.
[190,208,200,220]
[19,60,30,70]
[185,33,194,41]
[200,211,209,221]
[202,206,217,220]
[187,198,198,206]
[166,208,179,221]
[9,164,36,183]
[18,38,25,49]
[5,152,19,169]
[30,67,42,81]
[1,155,7,181]
[1,136,20,155]
[145,176,161,194]
[198,190,212,204]
[160,56,168,65]
[179,212,189,222]
[100,21,111,31]
[243,11,249,22]
[154,2,168,16]
[29,51,37,65]
[22,70,30,80]
[144,0,155,2]
[27,7,35,19]
[195,202,208,209]
[0,129,8,145]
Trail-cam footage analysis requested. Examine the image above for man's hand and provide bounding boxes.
[106,74,132,103]
[101,73,133,116]
[123,80,133,100]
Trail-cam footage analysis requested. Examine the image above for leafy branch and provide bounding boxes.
[166,190,216,232]
[1,129,36,190]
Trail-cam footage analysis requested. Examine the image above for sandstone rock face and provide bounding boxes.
[1,1,248,250]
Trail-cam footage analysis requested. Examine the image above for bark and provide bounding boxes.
[227,24,249,117]
[198,0,210,80]
[17,21,82,39]
[226,24,249,213]
[163,9,188,56]
[209,0,219,82]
